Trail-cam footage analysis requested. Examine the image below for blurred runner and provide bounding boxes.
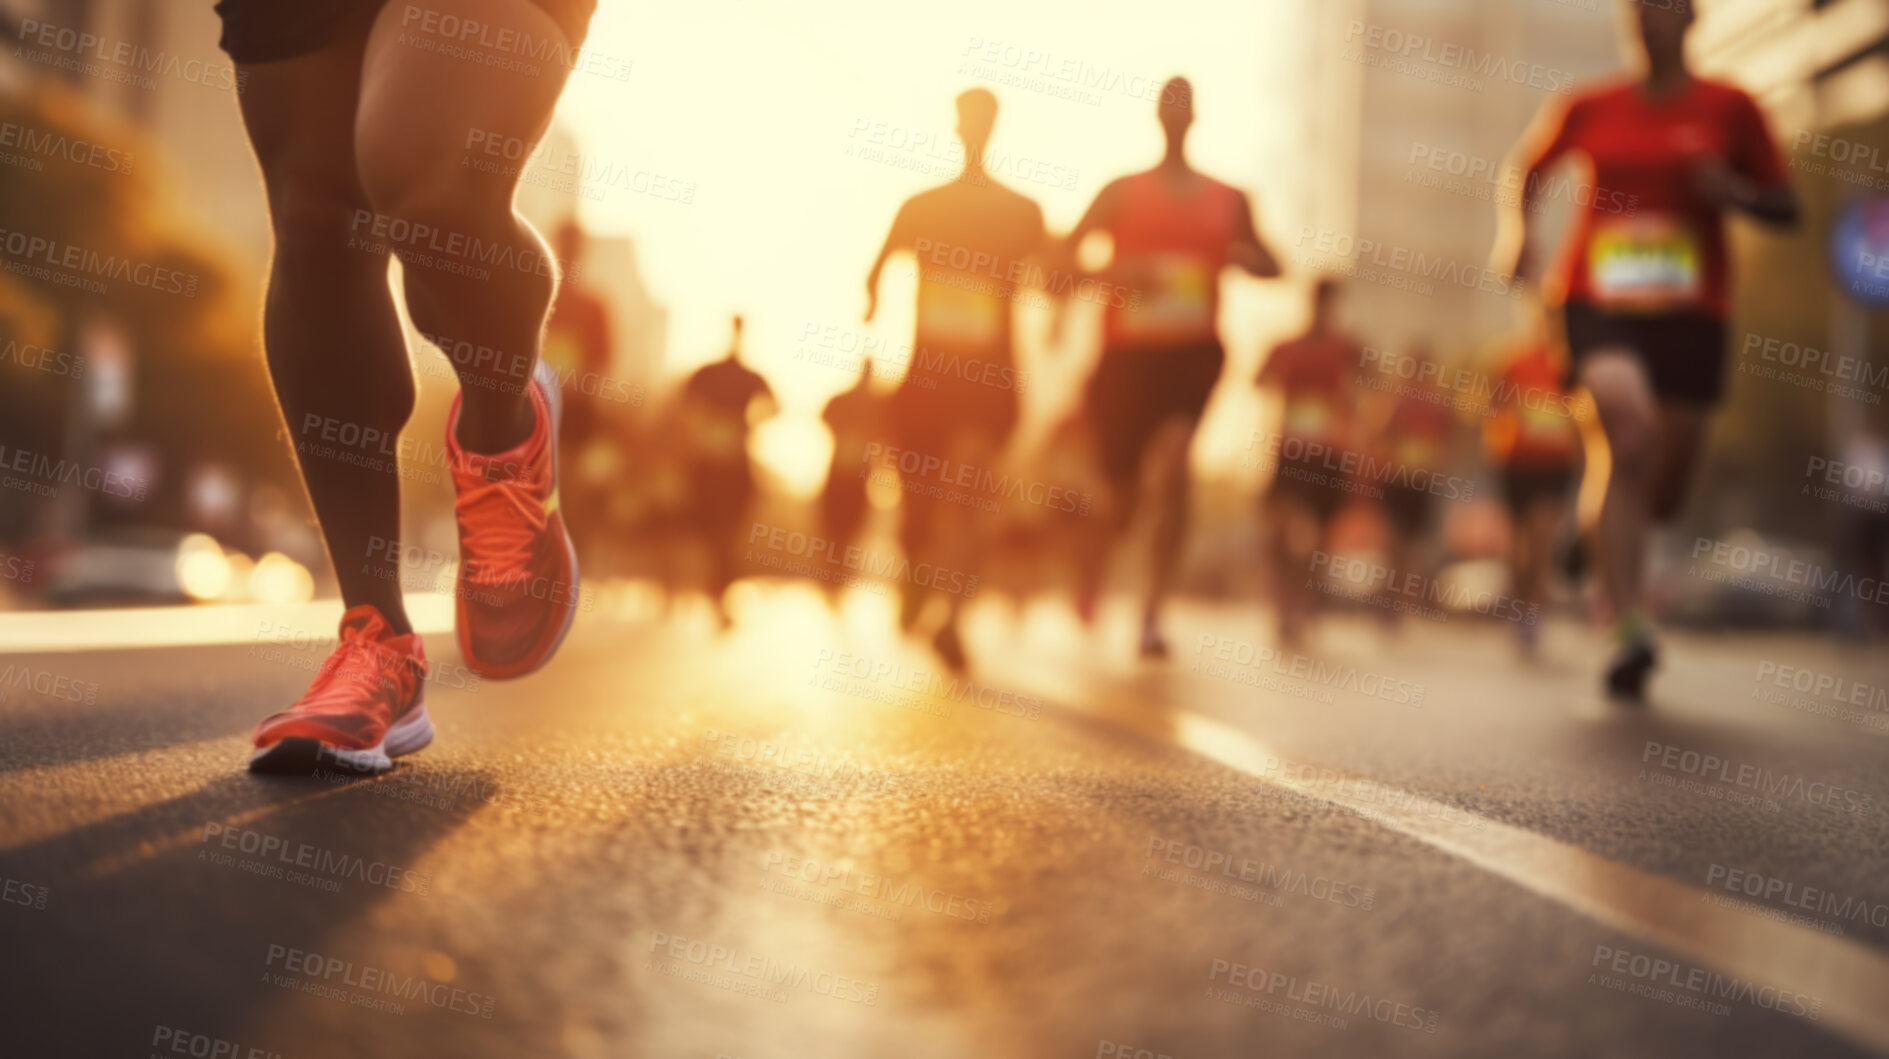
[818,359,883,592]
[1063,75,1281,657]
[863,88,1046,669]
[1498,0,1797,700]
[1484,325,1582,656]
[1256,279,1361,648]
[1370,340,1457,629]
[543,218,619,565]
[220,0,595,774]
[681,316,776,624]
[1048,405,1115,627]
[543,218,615,446]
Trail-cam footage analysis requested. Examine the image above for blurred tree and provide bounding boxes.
[0,78,297,556]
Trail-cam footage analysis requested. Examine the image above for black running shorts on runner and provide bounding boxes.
[888,359,1021,463]
[1500,464,1575,520]
[1266,451,1350,524]
[1086,341,1224,487]
[1379,483,1431,538]
[215,0,597,64]
[1561,301,1727,406]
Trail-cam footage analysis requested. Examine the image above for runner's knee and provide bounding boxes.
[1581,355,1657,473]
[355,148,521,268]
[266,177,377,275]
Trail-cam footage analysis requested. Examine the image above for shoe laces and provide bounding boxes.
[306,625,412,704]
[454,465,547,581]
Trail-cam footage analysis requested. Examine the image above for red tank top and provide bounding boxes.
[1105,170,1241,350]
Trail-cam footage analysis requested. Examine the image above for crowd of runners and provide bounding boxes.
[215,0,1802,776]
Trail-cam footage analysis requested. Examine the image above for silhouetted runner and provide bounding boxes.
[864,88,1047,669]
[819,359,883,583]
[1064,75,1281,657]
[1256,279,1359,649]
[682,316,776,624]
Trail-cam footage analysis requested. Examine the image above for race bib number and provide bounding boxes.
[1116,254,1213,340]
[918,279,1005,347]
[1587,215,1701,312]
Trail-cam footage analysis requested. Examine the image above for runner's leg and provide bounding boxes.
[353,0,578,454]
[1579,350,1658,626]
[1140,417,1195,654]
[1648,403,1709,523]
[1514,495,1561,612]
[235,20,415,632]
[1267,493,1321,648]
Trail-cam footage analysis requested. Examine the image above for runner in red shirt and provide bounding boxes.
[1256,279,1360,648]
[1497,0,1797,699]
[1373,342,1457,541]
[1064,76,1282,657]
[1484,329,1583,657]
[1368,342,1459,633]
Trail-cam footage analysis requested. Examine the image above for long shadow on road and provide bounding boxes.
[0,765,491,1058]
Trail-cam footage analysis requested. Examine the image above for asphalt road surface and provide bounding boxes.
[3,583,1886,1059]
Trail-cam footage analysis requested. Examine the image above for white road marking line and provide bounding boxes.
[1173,709,1889,1056]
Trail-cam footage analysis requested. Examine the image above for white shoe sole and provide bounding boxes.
[248,701,434,777]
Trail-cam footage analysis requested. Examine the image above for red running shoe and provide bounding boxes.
[249,604,432,775]
[447,359,581,679]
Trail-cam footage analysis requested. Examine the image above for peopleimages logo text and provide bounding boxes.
[1691,537,1889,607]
[1705,863,1889,929]
[1344,21,1576,94]
[264,944,495,1017]
[0,227,197,295]
[1641,741,1872,815]
[1591,944,1821,1020]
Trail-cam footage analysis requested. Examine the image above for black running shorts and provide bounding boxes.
[888,351,1022,462]
[1562,301,1727,406]
[215,0,596,64]
[1379,483,1431,538]
[1265,451,1350,524]
[1086,341,1224,487]
[1500,464,1575,520]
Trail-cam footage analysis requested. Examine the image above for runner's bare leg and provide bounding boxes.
[1141,418,1195,648]
[1579,351,1659,625]
[235,15,414,632]
[354,0,579,455]
[1649,403,1709,522]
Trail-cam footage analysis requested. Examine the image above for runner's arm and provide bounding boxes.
[864,204,912,322]
[1017,202,1054,291]
[1056,179,1123,284]
[1493,97,1581,284]
[1699,92,1798,227]
[1230,192,1281,278]
[1047,182,1122,349]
